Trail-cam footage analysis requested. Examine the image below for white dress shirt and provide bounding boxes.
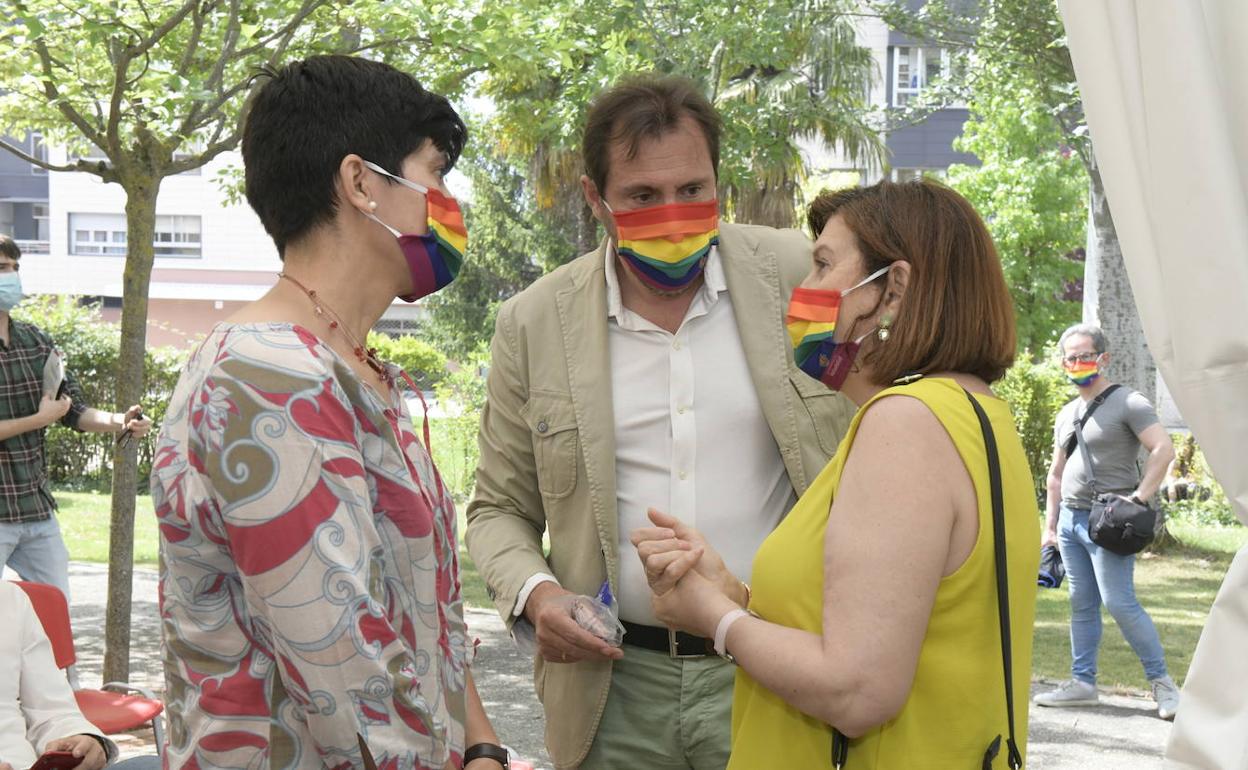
[0,581,116,768]
[603,247,795,625]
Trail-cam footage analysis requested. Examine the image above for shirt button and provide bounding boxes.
[678,406,687,415]
[679,471,688,480]
[672,340,682,350]
[537,420,549,434]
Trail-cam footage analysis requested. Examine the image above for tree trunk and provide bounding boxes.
[576,200,598,258]
[1082,156,1156,404]
[102,175,160,684]
[733,175,797,229]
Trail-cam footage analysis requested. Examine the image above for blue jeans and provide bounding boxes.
[0,515,71,601]
[1058,505,1168,683]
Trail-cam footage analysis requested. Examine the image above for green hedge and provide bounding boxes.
[995,352,1072,499]
[14,295,187,491]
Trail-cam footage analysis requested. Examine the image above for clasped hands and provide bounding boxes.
[629,508,748,639]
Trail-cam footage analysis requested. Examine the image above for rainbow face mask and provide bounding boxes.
[786,266,890,390]
[1063,358,1101,387]
[363,160,468,302]
[605,199,719,292]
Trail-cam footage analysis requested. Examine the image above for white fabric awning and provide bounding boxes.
[1057,2,1248,767]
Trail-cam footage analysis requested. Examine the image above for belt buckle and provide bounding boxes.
[667,629,707,659]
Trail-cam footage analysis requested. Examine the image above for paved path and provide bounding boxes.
[51,563,1173,769]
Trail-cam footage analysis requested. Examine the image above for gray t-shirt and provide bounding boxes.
[1055,387,1160,509]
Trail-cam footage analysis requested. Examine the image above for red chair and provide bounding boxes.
[14,581,165,754]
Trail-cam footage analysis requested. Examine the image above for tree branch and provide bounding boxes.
[231,0,326,61]
[128,0,199,61]
[176,1,206,78]
[164,132,237,175]
[0,138,87,174]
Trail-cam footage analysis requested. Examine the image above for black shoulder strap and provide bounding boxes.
[1062,384,1122,459]
[965,389,1023,770]
[831,390,1021,769]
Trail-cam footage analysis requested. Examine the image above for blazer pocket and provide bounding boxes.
[521,392,580,500]
[790,372,852,457]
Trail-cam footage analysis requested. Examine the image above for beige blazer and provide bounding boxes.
[464,222,853,768]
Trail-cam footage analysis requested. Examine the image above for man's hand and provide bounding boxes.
[36,394,72,427]
[119,405,152,438]
[1041,528,1058,549]
[40,735,107,770]
[524,582,623,664]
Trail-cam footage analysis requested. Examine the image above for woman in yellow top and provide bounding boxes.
[632,179,1039,768]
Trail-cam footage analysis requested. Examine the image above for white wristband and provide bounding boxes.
[713,608,750,659]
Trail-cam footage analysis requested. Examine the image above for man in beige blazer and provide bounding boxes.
[465,74,853,769]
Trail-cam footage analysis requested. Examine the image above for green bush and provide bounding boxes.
[1164,497,1240,528]
[995,350,1073,499]
[367,331,447,390]
[14,295,186,490]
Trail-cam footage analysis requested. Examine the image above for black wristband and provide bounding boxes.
[464,742,509,768]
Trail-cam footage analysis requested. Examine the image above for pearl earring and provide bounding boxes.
[368,201,378,210]
[878,315,893,342]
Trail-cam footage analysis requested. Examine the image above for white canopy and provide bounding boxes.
[1057,1,1248,767]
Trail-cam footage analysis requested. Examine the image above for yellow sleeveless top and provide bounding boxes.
[729,377,1038,769]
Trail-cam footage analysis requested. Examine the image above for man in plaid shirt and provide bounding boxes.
[0,235,151,603]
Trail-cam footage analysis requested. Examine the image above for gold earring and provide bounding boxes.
[878,315,893,342]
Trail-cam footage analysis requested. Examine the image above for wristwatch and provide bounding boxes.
[464,742,509,768]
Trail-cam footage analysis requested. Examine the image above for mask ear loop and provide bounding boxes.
[841,267,895,376]
[360,160,432,237]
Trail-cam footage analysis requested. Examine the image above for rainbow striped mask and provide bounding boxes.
[363,160,468,301]
[606,199,719,292]
[1063,360,1101,387]
[786,266,890,387]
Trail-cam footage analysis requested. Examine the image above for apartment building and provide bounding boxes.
[0,139,421,348]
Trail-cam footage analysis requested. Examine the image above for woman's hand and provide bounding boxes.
[630,508,747,604]
[651,560,740,639]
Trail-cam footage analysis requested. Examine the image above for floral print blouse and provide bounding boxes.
[152,323,470,769]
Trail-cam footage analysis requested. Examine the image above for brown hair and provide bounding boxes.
[807,179,1016,384]
[0,234,20,262]
[582,74,722,194]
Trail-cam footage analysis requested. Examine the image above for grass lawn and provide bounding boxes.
[1032,522,1248,691]
[56,490,160,565]
[55,487,1246,690]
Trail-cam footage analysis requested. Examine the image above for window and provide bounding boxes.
[154,215,202,257]
[68,213,202,258]
[893,46,955,107]
[69,214,127,255]
[29,133,47,175]
[31,204,49,241]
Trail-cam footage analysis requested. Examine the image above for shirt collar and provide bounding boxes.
[604,242,726,322]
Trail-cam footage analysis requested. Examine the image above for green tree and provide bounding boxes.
[946,62,1086,354]
[0,0,448,682]
[462,0,881,238]
[886,0,1156,401]
[421,151,571,360]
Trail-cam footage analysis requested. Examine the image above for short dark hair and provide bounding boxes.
[807,180,1017,384]
[242,55,467,257]
[582,74,721,194]
[0,234,20,262]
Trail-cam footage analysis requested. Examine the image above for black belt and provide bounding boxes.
[621,620,716,658]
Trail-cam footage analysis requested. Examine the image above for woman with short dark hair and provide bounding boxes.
[152,55,505,770]
[633,179,1039,768]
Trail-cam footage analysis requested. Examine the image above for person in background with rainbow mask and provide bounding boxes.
[633,180,1041,768]
[151,56,508,770]
[464,74,852,769]
[1034,323,1179,718]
